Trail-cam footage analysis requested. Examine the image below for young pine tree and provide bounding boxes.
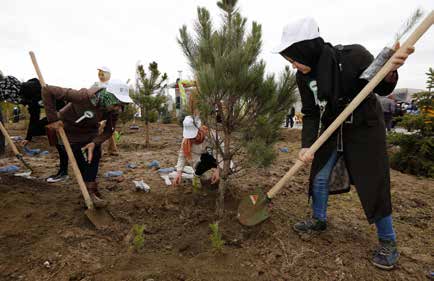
[178,0,297,216]
[132,62,168,147]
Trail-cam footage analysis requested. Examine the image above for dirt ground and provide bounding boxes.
[0,121,432,281]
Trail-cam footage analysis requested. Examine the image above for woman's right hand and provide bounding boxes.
[173,171,183,186]
[298,148,314,163]
[20,140,29,147]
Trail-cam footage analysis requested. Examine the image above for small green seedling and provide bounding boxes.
[114,131,121,144]
[209,222,224,252]
[132,224,145,252]
[192,175,201,193]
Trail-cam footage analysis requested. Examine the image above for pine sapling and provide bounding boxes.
[209,222,224,252]
[132,224,145,252]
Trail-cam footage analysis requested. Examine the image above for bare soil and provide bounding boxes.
[0,121,432,281]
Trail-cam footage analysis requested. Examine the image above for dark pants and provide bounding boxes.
[0,107,5,155]
[56,144,69,174]
[70,143,102,182]
[285,115,294,128]
[383,112,392,132]
[13,114,19,123]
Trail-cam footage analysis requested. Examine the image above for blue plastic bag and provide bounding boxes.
[0,165,20,173]
[104,171,123,177]
[158,167,176,173]
[147,160,160,169]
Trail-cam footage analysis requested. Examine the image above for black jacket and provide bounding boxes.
[297,44,397,224]
[19,78,65,141]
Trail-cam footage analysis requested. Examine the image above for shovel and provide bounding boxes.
[0,121,33,173]
[29,51,113,228]
[238,11,434,226]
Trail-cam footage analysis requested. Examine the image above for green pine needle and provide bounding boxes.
[394,8,424,42]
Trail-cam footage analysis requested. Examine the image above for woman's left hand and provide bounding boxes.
[211,168,220,184]
[82,142,96,163]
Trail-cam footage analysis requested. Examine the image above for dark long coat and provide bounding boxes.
[297,44,397,224]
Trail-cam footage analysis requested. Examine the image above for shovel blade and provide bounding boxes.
[237,188,270,226]
[85,208,113,229]
[14,171,34,179]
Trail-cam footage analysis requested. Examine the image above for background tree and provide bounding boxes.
[118,103,136,125]
[178,0,297,216]
[425,67,434,92]
[131,62,168,147]
[388,69,433,177]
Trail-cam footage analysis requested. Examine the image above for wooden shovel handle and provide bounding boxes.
[29,51,46,87]
[267,10,434,199]
[0,121,21,155]
[28,51,94,210]
[57,127,95,209]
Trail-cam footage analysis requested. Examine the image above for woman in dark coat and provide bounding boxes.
[272,17,414,270]
[0,75,68,182]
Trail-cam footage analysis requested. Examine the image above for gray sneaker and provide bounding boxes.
[371,239,399,270]
[293,218,327,234]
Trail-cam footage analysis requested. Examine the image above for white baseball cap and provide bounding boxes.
[97,66,111,73]
[271,17,320,54]
[182,115,202,139]
[106,79,133,103]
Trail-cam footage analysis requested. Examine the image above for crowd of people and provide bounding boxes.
[377,95,419,132]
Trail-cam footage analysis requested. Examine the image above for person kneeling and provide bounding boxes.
[173,116,220,188]
[42,80,133,206]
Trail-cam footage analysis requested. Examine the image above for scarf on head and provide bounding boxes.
[95,89,121,108]
[0,76,22,104]
[182,125,209,160]
[281,38,341,109]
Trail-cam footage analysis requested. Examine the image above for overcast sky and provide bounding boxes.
[1,0,433,91]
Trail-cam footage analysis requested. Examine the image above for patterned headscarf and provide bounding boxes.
[96,89,121,108]
[0,76,22,104]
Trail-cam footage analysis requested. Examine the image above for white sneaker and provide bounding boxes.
[46,173,69,183]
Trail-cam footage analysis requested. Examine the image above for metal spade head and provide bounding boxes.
[237,187,271,226]
[85,208,114,229]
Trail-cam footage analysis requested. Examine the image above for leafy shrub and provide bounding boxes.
[388,74,433,178]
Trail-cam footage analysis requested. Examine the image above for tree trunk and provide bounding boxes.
[145,120,149,147]
[144,107,150,147]
[216,132,231,218]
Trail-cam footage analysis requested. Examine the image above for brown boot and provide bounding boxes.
[86,182,107,208]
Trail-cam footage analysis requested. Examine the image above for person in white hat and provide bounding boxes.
[173,115,220,187]
[273,17,415,270]
[42,80,133,207]
[94,66,111,87]
[92,66,120,156]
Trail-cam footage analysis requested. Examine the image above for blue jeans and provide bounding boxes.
[312,151,338,221]
[312,151,396,241]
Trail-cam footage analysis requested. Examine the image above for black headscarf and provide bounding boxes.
[281,37,325,75]
[280,38,341,107]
